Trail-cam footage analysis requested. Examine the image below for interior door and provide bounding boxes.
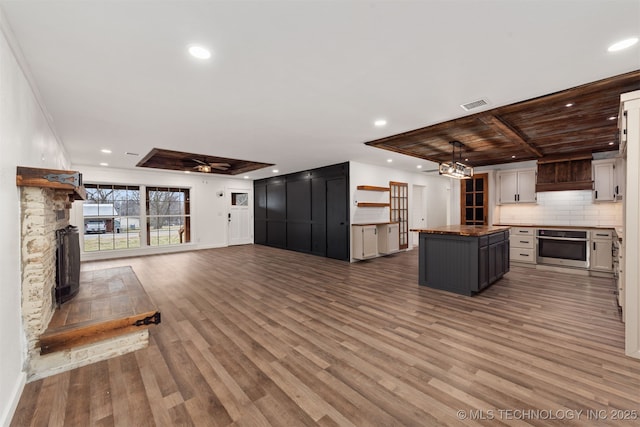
[390,181,409,249]
[326,177,349,260]
[460,173,488,225]
[229,189,253,245]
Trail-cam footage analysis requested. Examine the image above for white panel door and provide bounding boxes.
[229,189,252,245]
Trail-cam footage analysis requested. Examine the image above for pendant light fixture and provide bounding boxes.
[439,141,473,179]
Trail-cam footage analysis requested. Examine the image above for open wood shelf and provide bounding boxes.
[357,185,390,192]
[357,202,390,208]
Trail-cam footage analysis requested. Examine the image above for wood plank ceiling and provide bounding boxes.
[137,148,274,175]
[365,70,640,167]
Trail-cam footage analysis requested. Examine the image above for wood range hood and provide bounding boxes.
[535,153,593,193]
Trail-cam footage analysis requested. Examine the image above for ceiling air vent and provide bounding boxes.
[460,98,489,111]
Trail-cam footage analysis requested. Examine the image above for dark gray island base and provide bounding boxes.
[412,225,510,296]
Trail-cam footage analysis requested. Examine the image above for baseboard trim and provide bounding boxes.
[1,371,26,427]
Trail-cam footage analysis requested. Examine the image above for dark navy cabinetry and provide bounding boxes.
[416,226,510,296]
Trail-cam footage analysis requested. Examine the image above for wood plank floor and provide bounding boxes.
[11,245,640,426]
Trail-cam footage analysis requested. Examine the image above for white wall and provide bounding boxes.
[0,11,70,426]
[70,165,253,261]
[349,161,454,259]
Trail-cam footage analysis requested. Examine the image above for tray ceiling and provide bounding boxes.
[366,70,640,167]
[137,148,274,175]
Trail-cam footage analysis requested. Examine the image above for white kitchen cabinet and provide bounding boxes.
[352,225,378,260]
[378,223,400,254]
[592,159,618,202]
[590,230,613,272]
[497,169,536,204]
[509,227,536,264]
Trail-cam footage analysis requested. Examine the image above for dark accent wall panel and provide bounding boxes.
[287,178,311,220]
[254,162,349,261]
[254,183,267,244]
[311,176,327,256]
[287,222,311,252]
[266,180,286,220]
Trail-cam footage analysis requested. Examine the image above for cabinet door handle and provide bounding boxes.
[519,240,528,243]
[514,194,517,202]
[520,253,529,257]
[593,242,596,250]
[595,190,598,199]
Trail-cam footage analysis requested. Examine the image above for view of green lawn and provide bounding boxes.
[83,226,184,252]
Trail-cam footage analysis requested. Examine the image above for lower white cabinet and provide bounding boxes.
[509,227,536,264]
[352,225,378,260]
[352,223,400,260]
[590,230,613,272]
[378,223,400,254]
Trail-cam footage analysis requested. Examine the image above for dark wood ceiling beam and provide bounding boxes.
[479,115,543,158]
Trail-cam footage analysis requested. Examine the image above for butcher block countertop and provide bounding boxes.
[410,225,510,237]
[494,223,617,230]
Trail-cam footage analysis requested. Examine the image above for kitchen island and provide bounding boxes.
[412,225,510,296]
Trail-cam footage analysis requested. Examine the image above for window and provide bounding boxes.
[83,185,141,252]
[231,192,248,206]
[460,173,488,225]
[146,187,191,246]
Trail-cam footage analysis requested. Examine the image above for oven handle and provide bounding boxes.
[536,236,589,242]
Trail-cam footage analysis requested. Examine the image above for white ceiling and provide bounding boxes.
[1,0,639,179]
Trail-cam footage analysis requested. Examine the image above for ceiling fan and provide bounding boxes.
[191,159,231,173]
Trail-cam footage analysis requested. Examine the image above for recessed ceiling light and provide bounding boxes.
[608,116,617,120]
[608,37,639,52]
[511,155,516,159]
[609,142,615,145]
[99,162,108,166]
[243,175,250,179]
[272,169,279,173]
[465,158,469,162]
[416,165,422,169]
[387,159,393,163]
[374,119,387,127]
[565,103,574,107]
[184,171,191,174]
[188,45,211,59]
[100,149,112,154]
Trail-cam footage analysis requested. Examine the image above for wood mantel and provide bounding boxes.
[16,166,86,201]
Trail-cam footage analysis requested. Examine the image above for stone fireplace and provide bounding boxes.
[20,186,73,374]
[18,167,150,381]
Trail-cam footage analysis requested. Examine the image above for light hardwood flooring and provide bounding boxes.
[11,245,640,426]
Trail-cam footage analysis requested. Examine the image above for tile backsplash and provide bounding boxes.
[497,190,622,227]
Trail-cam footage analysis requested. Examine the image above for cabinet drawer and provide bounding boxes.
[510,235,535,248]
[511,227,535,236]
[510,247,536,263]
[592,230,613,239]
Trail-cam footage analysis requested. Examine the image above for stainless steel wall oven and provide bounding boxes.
[537,229,589,268]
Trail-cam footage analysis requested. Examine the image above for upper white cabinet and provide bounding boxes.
[497,169,536,204]
[592,159,622,202]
